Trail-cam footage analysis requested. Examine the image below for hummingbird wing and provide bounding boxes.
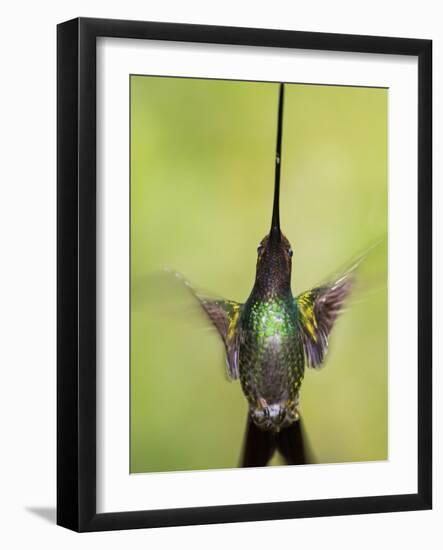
[296,268,355,369]
[167,270,241,379]
[295,238,386,368]
[196,297,242,380]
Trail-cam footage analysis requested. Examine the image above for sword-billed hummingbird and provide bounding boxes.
[179,83,360,467]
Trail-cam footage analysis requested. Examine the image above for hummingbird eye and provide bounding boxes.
[288,248,293,258]
[257,244,263,254]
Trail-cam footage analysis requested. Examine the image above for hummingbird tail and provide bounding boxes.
[276,420,308,465]
[240,416,309,467]
[240,417,278,467]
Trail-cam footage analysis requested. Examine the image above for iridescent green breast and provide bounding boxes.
[238,296,305,420]
[246,298,297,339]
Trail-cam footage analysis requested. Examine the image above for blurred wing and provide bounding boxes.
[198,297,242,379]
[169,270,241,379]
[295,238,387,368]
[296,270,354,369]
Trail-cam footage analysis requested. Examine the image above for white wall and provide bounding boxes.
[0,1,440,548]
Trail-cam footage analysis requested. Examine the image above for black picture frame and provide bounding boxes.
[57,17,432,532]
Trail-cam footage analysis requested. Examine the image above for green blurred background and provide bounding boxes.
[130,76,388,473]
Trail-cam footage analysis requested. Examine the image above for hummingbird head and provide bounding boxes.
[253,210,293,297]
[252,82,293,297]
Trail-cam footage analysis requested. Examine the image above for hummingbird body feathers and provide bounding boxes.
[239,293,304,432]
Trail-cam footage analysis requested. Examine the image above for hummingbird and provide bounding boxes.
[177,83,360,467]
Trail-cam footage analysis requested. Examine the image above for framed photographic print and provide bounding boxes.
[57,17,432,531]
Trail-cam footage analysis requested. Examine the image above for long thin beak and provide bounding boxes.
[270,83,284,241]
